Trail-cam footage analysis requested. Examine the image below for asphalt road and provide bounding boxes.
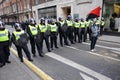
[6,25,120,80]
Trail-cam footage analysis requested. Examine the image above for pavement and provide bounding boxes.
[98,35,120,44]
[0,25,120,80]
[0,52,41,80]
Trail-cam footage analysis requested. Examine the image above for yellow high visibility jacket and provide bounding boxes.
[74,22,80,28]
[0,29,9,42]
[29,25,38,36]
[13,30,25,41]
[66,20,73,26]
[38,24,47,32]
[80,21,86,28]
[50,24,58,32]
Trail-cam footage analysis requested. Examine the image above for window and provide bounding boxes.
[24,0,27,9]
[35,0,40,5]
[12,3,17,12]
[38,6,56,19]
[76,0,92,4]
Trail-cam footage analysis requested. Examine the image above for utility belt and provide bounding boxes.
[68,26,73,27]
[80,27,86,29]
[0,40,9,43]
[74,27,79,29]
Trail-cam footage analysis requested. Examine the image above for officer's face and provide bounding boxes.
[42,20,45,24]
[68,17,71,20]
[61,19,63,22]
[16,26,21,30]
[52,21,55,24]
[31,21,35,24]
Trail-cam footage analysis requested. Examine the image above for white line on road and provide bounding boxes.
[98,40,120,46]
[46,52,112,80]
[111,50,120,55]
[66,46,120,62]
[80,72,95,80]
[82,42,120,51]
[88,51,120,62]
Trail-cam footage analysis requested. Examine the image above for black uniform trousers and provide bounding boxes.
[50,32,58,49]
[100,26,104,35]
[74,28,80,42]
[80,28,87,42]
[59,30,69,46]
[90,36,98,50]
[40,33,50,53]
[66,27,74,44]
[0,41,10,65]
[86,27,92,40]
[29,37,41,56]
[15,44,31,61]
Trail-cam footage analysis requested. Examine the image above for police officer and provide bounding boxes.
[26,18,38,57]
[49,18,58,50]
[96,17,101,33]
[57,17,69,46]
[74,18,80,43]
[85,19,92,41]
[65,15,74,44]
[47,19,51,42]
[80,18,87,43]
[0,21,11,67]
[12,23,33,62]
[37,18,51,57]
[21,21,27,31]
[100,17,105,35]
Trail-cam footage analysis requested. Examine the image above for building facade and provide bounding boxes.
[32,0,103,24]
[103,0,120,30]
[0,0,34,23]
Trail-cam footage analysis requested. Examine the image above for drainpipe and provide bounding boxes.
[16,0,19,22]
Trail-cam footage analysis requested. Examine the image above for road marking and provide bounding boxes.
[83,42,120,51]
[66,46,120,62]
[80,72,95,80]
[10,48,54,80]
[98,40,120,46]
[88,51,120,62]
[46,52,112,80]
[111,50,120,55]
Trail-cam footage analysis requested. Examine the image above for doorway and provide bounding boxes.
[62,7,71,19]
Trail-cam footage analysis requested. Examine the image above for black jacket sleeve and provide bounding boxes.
[26,25,33,38]
[11,33,17,46]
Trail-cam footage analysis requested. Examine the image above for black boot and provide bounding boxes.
[0,63,5,68]
[28,58,33,62]
[6,60,11,63]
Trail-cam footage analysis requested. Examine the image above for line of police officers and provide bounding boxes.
[0,15,105,67]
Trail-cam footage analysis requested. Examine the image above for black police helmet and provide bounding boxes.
[14,23,21,30]
[29,18,35,24]
[68,15,72,20]
[75,18,79,22]
[58,17,62,21]
[0,21,5,29]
